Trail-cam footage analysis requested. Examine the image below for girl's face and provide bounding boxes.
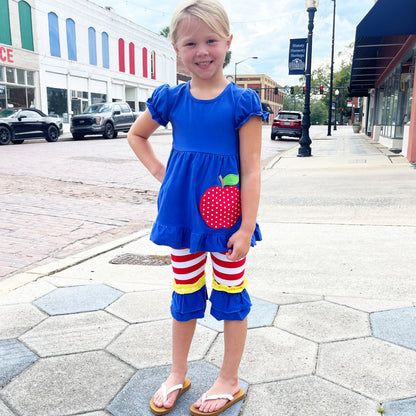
[173,15,232,83]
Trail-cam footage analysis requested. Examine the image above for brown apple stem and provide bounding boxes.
[219,175,224,188]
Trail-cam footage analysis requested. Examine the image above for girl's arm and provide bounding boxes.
[226,115,262,261]
[127,109,166,183]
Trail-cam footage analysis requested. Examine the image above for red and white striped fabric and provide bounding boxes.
[211,252,246,288]
[171,249,207,286]
[170,249,246,290]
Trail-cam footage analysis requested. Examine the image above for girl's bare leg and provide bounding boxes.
[152,318,196,408]
[193,318,248,413]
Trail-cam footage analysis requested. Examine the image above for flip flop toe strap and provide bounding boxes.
[161,382,183,405]
[201,392,234,404]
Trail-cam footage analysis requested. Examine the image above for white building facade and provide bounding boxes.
[0,0,176,130]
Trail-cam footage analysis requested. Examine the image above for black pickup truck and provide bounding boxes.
[70,102,139,140]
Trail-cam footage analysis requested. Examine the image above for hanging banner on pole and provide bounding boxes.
[288,38,307,75]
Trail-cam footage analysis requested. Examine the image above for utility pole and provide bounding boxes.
[327,0,336,136]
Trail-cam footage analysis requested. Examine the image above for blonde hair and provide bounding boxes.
[170,0,230,44]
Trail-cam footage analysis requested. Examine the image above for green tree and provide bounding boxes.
[223,51,231,69]
[160,26,170,38]
[310,100,327,125]
[283,85,304,111]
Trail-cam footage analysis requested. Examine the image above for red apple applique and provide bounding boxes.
[199,174,241,229]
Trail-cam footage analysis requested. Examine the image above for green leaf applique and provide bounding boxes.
[219,174,239,187]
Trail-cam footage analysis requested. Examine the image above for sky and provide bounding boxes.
[90,0,376,87]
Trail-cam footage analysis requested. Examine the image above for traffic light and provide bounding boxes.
[303,86,306,95]
[319,86,324,94]
[290,87,294,94]
[274,87,278,95]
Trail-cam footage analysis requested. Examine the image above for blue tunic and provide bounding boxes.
[147,82,267,253]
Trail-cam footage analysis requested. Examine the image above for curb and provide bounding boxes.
[0,229,150,295]
[60,127,172,140]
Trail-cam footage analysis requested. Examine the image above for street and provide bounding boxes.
[0,125,301,279]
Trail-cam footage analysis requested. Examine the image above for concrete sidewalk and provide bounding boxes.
[1,127,416,416]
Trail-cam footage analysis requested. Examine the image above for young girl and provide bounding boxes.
[128,0,266,414]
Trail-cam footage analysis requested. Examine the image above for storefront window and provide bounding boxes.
[17,69,25,85]
[377,67,404,138]
[91,93,106,104]
[47,87,68,122]
[404,59,414,126]
[0,84,6,110]
[6,67,14,83]
[406,84,413,123]
[27,71,34,85]
[8,86,26,107]
[71,90,88,115]
[0,66,36,108]
[27,87,34,107]
[367,95,374,135]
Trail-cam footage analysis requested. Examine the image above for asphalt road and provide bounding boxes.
[0,125,298,279]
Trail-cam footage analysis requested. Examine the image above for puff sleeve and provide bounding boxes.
[235,88,269,130]
[146,84,170,126]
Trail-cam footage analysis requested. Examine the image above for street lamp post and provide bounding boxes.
[334,89,339,130]
[327,0,336,136]
[234,56,258,85]
[298,0,319,157]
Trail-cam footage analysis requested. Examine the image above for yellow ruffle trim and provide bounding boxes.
[173,274,206,295]
[211,275,248,293]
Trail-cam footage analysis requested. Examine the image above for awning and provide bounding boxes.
[349,0,416,97]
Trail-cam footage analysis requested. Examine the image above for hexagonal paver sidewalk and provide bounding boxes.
[317,337,416,401]
[0,402,14,416]
[207,326,317,384]
[107,320,217,369]
[383,397,416,416]
[371,307,416,350]
[243,376,378,416]
[275,300,371,342]
[20,311,127,357]
[0,304,46,339]
[0,351,135,416]
[198,296,278,332]
[33,284,123,315]
[0,339,37,387]
[106,290,172,323]
[107,361,248,416]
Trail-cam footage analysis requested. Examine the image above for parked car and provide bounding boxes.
[0,108,63,145]
[271,110,302,140]
[70,102,138,140]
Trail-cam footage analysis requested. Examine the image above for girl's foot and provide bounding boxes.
[152,373,187,409]
[193,377,241,413]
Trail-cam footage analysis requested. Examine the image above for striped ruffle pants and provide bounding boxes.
[170,248,252,322]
